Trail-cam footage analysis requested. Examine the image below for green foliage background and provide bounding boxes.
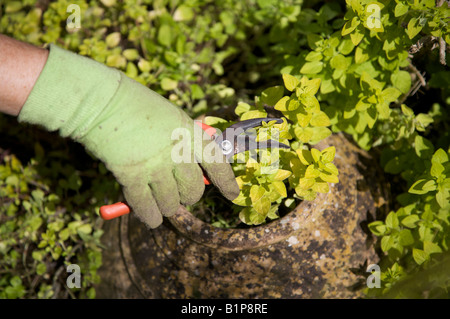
[0,0,449,298]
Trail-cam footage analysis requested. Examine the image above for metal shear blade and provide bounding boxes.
[214,118,290,159]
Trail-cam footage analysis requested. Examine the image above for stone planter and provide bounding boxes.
[96,133,388,298]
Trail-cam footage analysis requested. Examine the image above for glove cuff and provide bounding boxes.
[18,44,121,140]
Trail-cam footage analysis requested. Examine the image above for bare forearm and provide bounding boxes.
[0,34,49,116]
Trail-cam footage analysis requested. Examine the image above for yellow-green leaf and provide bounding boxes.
[355,99,371,111]
[319,172,339,183]
[274,169,292,181]
[436,190,449,208]
[294,126,313,142]
[138,59,151,72]
[423,241,442,255]
[246,158,260,170]
[355,46,369,64]
[305,51,323,62]
[288,98,300,111]
[106,54,126,68]
[241,109,268,120]
[261,86,285,106]
[296,111,313,128]
[376,102,390,119]
[313,182,329,193]
[106,32,121,48]
[401,215,419,228]
[323,162,339,175]
[158,24,173,47]
[161,78,178,91]
[274,96,290,111]
[273,181,287,197]
[305,165,320,178]
[253,196,271,215]
[412,248,429,265]
[394,2,408,17]
[432,148,449,164]
[408,179,436,195]
[77,224,92,235]
[392,71,412,94]
[350,25,365,46]
[381,87,402,103]
[173,4,194,22]
[299,177,315,190]
[232,191,251,206]
[295,185,317,199]
[342,16,360,36]
[123,48,140,61]
[250,185,265,203]
[236,174,252,188]
[407,17,422,39]
[249,209,266,225]
[300,61,324,74]
[330,54,349,70]
[381,235,395,252]
[311,148,321,162]
[303,78,321,95]
[309,127,332,144]
[299,94,320,112]
[126,62,138,78]
[100,0,116,7]
[290,157,306,176]
[235,102,251,116]
[282,73,300,91]
[310,111,331,127]
[296,149,313,165]
[321,146,336,163]
[415,135,435,159]
[430,162,444,178]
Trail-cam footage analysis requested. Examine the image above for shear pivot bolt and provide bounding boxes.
[221,140,233,155]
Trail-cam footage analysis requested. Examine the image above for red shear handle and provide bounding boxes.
[99,121,216,220]
[197,122,216,138]
[100,202,130,220]
[197,121,216,185]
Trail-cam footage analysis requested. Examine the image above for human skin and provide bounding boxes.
[0,34,49,116]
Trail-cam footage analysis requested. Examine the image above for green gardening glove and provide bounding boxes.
[18,44,239,228]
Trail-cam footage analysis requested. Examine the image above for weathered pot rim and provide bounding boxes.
[167,191,330,251]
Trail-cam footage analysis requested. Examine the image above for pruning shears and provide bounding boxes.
[99,117,289,220]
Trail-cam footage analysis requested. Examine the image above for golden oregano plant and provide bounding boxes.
[204,74,339,225]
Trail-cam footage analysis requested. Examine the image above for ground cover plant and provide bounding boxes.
[0,0,449,298]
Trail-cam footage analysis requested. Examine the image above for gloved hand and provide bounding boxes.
[18,44,239,228]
